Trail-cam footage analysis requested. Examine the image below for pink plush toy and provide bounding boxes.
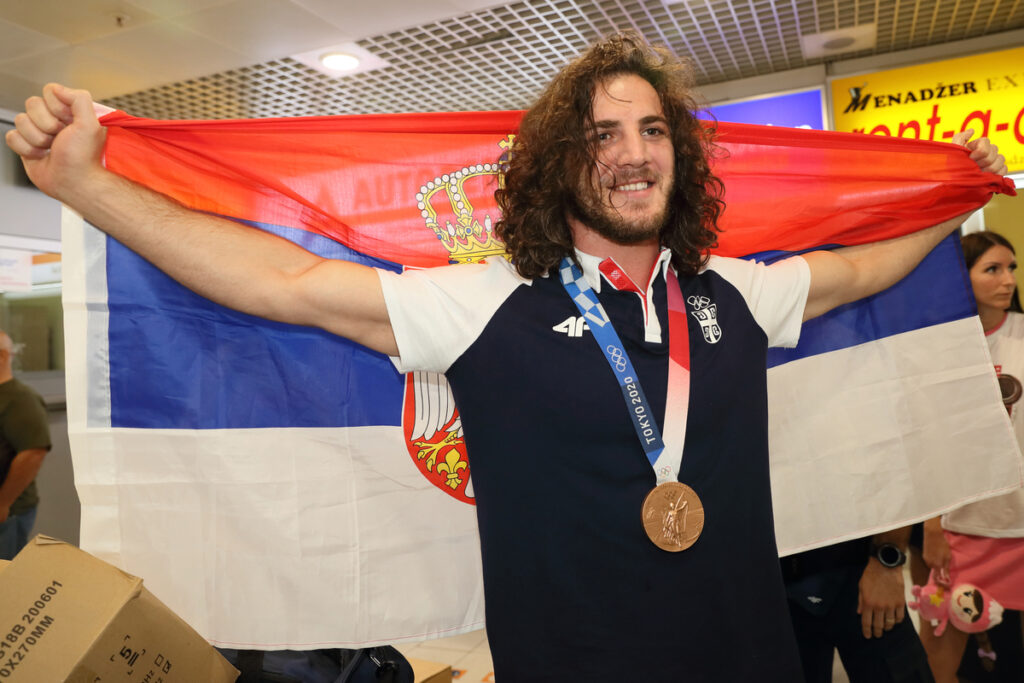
[908,570,1004,637]
[909,576,953,636]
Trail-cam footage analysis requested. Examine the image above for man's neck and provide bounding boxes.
[569,223,661,287]
[0,371,12,385]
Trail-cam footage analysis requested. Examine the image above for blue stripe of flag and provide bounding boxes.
[107,219,406,429]
[762,232,976,368]
[108,224,975,426]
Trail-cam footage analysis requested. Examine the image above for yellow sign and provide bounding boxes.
[831,46,1024,172]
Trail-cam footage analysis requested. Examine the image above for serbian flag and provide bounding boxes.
[60,107,1020,649]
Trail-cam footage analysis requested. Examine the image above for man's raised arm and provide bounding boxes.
[5,84,398,356]
[802,131,1007,322]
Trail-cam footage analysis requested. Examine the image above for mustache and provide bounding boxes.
[597,170,659,188]
[593,161,661,188]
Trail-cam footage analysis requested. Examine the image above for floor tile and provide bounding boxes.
[398,630,494,681]
[426,629,487,652]
[451,649,495,682]
[397,644,465,666]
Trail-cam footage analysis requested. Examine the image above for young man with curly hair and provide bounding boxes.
[7,32,1004,682]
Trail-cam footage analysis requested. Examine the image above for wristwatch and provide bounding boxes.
[871,543,907,568]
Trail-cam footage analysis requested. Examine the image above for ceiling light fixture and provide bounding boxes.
[799,24,877,59]
[320,52,360,72]
[822,37,856,50]
[291,42,389,78]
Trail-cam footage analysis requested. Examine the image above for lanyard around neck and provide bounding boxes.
[559,257,691,484]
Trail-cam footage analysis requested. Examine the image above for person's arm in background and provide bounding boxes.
[921,516,952,575]
[858,526,913,638]
[0,449,46,523]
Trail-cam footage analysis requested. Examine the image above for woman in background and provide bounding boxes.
[918,230,1024,682]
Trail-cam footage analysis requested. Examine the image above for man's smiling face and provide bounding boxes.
[571,72,675,245]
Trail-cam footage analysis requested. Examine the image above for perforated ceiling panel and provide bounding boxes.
[102,0,1024,120]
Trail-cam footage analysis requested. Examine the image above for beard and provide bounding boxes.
[569,173,672,245]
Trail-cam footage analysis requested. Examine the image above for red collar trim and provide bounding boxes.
[986,312,1008,336]
[598,258,642,294]
[596,254,668,294]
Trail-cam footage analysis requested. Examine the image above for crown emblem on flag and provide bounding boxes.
[415,136,514,264]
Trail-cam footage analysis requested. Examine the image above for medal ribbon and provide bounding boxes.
[559,257,690,485]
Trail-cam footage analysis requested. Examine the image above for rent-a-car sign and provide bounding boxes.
[831,46,1024,172]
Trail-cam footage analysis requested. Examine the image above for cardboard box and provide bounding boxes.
[0,536,238,682]
[408,657,453,683]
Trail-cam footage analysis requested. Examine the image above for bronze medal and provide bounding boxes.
[641,481,704,552]
[998,373,1022,410]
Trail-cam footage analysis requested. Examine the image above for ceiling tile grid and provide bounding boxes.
[100,0,1024,120]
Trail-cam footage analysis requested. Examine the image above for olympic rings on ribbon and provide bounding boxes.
[606,344,627,372]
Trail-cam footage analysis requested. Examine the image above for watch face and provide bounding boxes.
[877,544,905,568]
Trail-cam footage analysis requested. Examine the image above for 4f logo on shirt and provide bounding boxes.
[687,295,722,344]
[552,315,590,338]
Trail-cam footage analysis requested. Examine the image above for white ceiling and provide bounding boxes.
[0,0,507,114]
[0,0,1021,120]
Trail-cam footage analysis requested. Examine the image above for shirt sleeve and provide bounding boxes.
[703,254,810,348]
[377,258,527,373]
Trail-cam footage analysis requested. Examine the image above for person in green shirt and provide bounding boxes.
[0,329,51,559]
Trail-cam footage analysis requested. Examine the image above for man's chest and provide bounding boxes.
[453,274,769,433]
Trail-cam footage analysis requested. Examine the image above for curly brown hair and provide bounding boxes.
[494,31,723,278]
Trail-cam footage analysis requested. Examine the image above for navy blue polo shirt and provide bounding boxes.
[381,249,810,682]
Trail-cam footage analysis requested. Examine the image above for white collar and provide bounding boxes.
[572,247,673,293]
